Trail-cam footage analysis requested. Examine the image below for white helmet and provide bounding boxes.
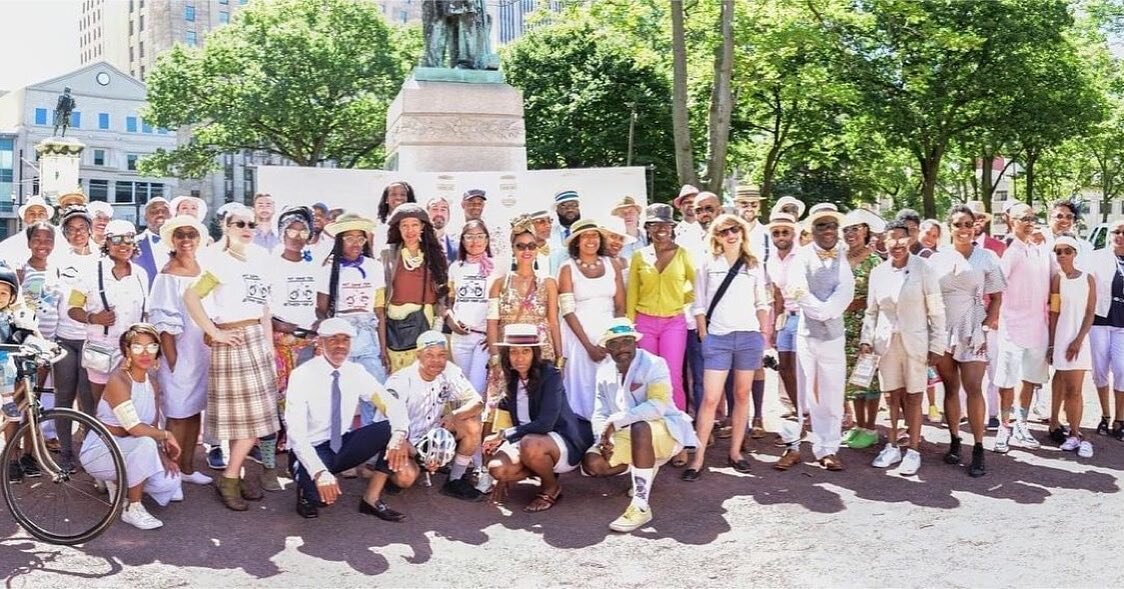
[416,427,457,468]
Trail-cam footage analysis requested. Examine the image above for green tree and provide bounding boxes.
[139,0,418,178]
[502,15,677,197]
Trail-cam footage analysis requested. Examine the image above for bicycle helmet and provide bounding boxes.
[0,265,18,300]
[416,427,457,468]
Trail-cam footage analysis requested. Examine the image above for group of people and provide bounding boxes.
[0,181,1120,535]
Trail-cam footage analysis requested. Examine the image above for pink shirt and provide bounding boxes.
[766,249,799,312]
[999,236,1053,349]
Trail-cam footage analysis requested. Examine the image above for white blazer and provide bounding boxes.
[1089,247,1121,318]
[860,255,947,358]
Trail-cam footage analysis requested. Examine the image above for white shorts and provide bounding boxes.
[877,335,927,393]
[496,432,576,474]
[1091,325,1124,390]
[993,336,1049,388]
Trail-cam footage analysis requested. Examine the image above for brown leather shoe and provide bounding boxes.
[774,449,802,471]
[819,454,844,471]
[240,474,264,501]
[215,476,248,511]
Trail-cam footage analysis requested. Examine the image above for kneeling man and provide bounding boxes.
[285,318,411,519]
[582,318,699,533]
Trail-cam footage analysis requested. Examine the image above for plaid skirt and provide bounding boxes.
[206,322,280,440]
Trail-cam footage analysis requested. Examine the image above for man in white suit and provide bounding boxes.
[778,203,855,471]
[860,221,947,476]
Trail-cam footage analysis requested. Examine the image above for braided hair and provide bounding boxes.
[325,233,374,318]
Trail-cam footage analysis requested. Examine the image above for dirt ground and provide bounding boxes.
[2,375,1122,588]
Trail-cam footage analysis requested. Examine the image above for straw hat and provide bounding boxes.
[159,214,207,245]
[496,324,544,347]
[601,217,637,245]
[673,185,699,208]
[611,195,643,216]
[325,213,376,238]
[597,317,644,347]
[841,208,886,234]
[563,218,604,247]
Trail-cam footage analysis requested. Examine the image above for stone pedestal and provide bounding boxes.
[385,68,526,172]
[34,137,85,203]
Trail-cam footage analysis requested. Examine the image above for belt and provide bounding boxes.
[215,319,259,330]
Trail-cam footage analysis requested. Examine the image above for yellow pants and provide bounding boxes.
[607,420,681,468]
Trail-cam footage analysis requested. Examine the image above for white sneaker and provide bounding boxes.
[994,424,1010,454]
[898,449,921,476]
[171,487,184,502]
[120,502,163,530]
[181,471,214,485]
[1077,441,1093,458]
[872,443,902,468]
[1060,436,1081,452]
[474,470,495,494]
[1013,421,1041,449]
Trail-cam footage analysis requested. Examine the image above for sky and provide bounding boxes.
[0,0,81,91]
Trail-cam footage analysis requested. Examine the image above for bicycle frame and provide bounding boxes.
[1,344,68,482]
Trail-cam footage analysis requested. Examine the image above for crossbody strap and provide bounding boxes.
[96,260,110,336]
[705,258,746,327]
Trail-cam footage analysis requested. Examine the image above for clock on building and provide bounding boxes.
[95,72,110,86]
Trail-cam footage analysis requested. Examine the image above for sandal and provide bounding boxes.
[1096,416,1109,436]
[680,468,701,482]
[524,487,562,512]
[728,457,752,473]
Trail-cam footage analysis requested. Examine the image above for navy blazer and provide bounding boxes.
[499,362,594,466]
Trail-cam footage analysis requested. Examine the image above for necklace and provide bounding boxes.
[401,247,424,271]
[578,257,602,270]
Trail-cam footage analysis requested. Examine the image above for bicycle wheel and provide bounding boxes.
[2,408,127,545]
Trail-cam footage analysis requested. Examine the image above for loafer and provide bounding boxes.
[680,468,701,482]
[360,498,406,522]
[774,450,802,471]
[819,454,844,471]
[727,457,751,473]
[296,496,319,519]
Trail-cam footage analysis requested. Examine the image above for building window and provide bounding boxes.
[115,180,133,203]
[184,5,194,21]
[34,108,48,125]
[129,46,134,61]
[98,112,110,130]
[140,65,146,79]
[139,14,144,31]
[70,111,81,129]
[398,9,408,23]
[93,149,106,166]
[89,179,109,201]
[127,154,139,170]
[126,116,138,132]
[142,120,153,134]
[186,31,197,46]
[139,41,144,57]
[129,19,133,35]
[219,11,229,24]
[219,0,228,4]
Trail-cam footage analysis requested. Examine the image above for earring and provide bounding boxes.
[124,357,132,370]
[533,259,539,271]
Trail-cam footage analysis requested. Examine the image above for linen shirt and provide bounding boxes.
[383,361,480,445]
[592,349,698,449]
[999,236,1053,349]
[766,250,799,313]
[285,355,408,478]
[692,254,771,335]
[626,246,696,319]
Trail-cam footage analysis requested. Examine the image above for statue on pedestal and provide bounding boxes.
[52,87,77,137]
[421,0,498,70]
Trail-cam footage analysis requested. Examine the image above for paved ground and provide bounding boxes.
[2,375,1122,588]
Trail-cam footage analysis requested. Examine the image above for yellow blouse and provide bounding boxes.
[626,246,695,319]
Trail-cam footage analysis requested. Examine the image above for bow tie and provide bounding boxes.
[538,244,550,256]
[816,248,838,261]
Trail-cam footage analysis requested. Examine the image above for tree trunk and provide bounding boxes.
[1024,146,1038,206]
[669,0,697,189]
[918,147,943,219]
[980,153,994,205]
[703,0,735,195]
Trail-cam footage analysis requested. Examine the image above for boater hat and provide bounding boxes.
[324,213,376,238]
[766,212,799,231]
[159,214,206,245]
[564,218,604,246]
[771,196,806,219]
[57,191,87,208]
[598,318,644,347]
[495,324,544,347]
[804,203,844,228]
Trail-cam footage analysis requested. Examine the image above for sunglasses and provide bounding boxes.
[172,229,200,240]
[108,235,136,245]
[229,220,258,229]
[695,205,716,213]
[1053,213,1075,220]
[129,343,160,355]
[842,225,863,234]
[342,235,368,246]
[717,226,741,237]
[951,221,975,229]
[63,226,90,236]
[771,229,793,238]
[284,227,310,240]
[813,222,838,230]
[513,242,538,252]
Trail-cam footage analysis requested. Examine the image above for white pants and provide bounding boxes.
[1091,325,1124,390]
[795,334,846,460]
[985,329,999,417]
[451,331,489,395]
[80,434,182,506]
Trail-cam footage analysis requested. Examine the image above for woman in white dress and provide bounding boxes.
[149,215,212,486]
[558,219,624,421]
[1048,235,1096,458]
[80,323,183,530]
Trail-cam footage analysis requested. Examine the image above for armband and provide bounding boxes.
[190,271,220,299]
[1049,294,1061,313]
[67,289,87,309]
[111,399,142,430]
[559,293,577,316]
[487,298,500,321]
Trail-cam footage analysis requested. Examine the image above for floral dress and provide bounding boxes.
[485,273,556,424]
[845,252,882,399]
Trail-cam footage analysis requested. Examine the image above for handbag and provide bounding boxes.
[81,340,120,373]
[385,308,430,352]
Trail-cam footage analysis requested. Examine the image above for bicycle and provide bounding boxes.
[0,337,127,545]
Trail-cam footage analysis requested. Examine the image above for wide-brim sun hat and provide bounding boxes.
[598,318,644,347]
[87,200,113,219]
[325,213,376,238]
[564,218,605,247]
[496,323,545,347]
[170,195,209,221]
[841,208,887,234]
[601,217,637,245]
[18,196,54,220]
[643,203,677,225]
[159,215,207,245]
[105,219,136,237]
[771,196,806,219]
[803,203,844,228]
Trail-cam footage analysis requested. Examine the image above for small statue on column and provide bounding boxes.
[52,87,77,137]
[421,0,498,70]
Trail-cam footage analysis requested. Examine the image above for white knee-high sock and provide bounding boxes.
[449,454,473,480]
[630,467,654,510]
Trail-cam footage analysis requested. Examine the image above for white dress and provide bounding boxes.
[561,257,618,420]
[150,273,210,418]
[1052,272,1093,370]
[79,375,182,506]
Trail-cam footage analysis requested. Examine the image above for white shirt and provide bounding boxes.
[270,256,319,330]
[69,258,149,342]
[196,250,270,323]
[384,362,480,445]
[284,356,408,477]
[692,254,771,336]
[316,256,383,315]
[449,260,490,330]
[53,249,98,340]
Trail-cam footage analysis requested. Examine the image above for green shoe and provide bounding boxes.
[842,428,860,446]
[849,429,879,449]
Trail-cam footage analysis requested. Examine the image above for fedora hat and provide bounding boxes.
[771,196,806,219]
[964,200,992,220]
[643,203,676,225]
[496,324,544,347]
[766,211,799,230]
[597,317,644,347]
[672,184,699,208]
[611,195,643,216]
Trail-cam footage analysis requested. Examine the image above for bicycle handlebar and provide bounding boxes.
[0,338,68,365]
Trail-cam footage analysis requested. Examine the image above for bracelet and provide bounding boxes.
[555,356,567,370]
[488,354,500,367]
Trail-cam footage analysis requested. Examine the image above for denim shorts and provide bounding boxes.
[776,313,799,352]
[702,331,765,372]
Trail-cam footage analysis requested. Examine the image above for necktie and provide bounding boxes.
[817,248,837,261]
[329,370,342,452]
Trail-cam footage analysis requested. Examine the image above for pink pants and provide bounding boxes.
[634,312,688,410]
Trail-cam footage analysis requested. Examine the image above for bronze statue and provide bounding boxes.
[421,0,498,70]
[53,87,77,137]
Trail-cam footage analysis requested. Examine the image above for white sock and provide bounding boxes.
[630,467,654,510]
[472,448,483,467]
[449,454,472,480]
